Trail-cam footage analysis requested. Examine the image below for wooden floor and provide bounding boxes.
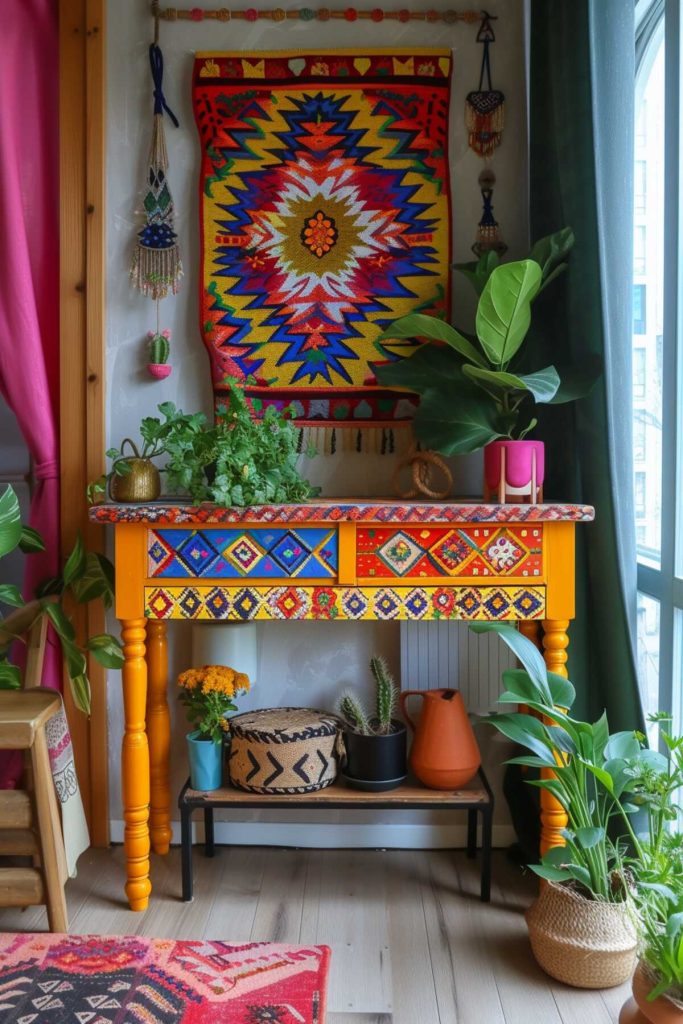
[0,845,630,1024]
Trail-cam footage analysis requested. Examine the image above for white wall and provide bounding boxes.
[105,0,529,842]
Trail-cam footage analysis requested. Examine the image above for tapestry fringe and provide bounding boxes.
[297,425,413,456]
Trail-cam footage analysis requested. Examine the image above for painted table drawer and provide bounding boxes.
[147,527,338,579]
[356,525,543,580]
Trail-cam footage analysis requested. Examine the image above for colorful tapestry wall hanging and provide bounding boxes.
[192,49,453,449]
[0,933,330,1023]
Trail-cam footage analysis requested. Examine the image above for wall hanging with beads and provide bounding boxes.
[130,19,182,381]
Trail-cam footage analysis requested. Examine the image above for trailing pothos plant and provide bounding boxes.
[373,229,601,455]
[88,380,318,507]
[469,621,656,902]
[0,485,123,713]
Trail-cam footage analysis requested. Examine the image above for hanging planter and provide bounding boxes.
[483,439,544,503]
[147,329,173,379]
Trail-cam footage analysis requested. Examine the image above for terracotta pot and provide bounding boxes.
[483,439,545,503]
[620,962,683,1024]
[148,362,172,379]
[399,688,480,789]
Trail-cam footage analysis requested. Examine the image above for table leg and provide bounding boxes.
[121,618,151,911]
[466,809,477,859]
[541,618,570,855]
[204,807,215,858]
[480,807,492,903]
[181,804,193,902]
[146,620,172,856]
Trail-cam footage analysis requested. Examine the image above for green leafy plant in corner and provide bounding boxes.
[338,655,400,737]
[373,228,601,455]
[0,485,123,713]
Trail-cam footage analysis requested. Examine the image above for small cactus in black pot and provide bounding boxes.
[337,655,406,790]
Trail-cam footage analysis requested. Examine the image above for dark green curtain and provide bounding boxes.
[529,0,643,730]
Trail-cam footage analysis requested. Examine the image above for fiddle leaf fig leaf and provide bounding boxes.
[529,227,575,283]
[476,260,542,367]
[452,250,501,296]
[412,388,507,455]
[0,486,22,559]
[462,364,560,403]
[376,313,487,368]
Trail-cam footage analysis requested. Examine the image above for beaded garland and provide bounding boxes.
[152,4,481,24]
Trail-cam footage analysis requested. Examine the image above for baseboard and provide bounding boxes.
[109,819,516,849]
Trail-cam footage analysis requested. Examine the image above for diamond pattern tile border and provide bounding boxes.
[144,585,545,621]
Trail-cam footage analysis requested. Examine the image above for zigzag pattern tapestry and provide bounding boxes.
[192,49,453,450]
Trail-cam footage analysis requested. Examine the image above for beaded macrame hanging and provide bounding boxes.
[465,12,505,158]
[130,43,183,300]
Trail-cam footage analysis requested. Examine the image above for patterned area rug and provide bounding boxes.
[0,933,330,1022]
[192,48,452,445]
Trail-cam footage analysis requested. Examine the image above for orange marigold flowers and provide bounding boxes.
[177,664,251,744]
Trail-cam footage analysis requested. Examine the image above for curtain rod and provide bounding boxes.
[150,2,482,25]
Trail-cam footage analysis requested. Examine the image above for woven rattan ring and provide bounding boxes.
[392,445,453,500]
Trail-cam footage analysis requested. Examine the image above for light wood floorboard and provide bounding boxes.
[0,846,632,1024]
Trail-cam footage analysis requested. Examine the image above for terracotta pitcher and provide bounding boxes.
[399,688,481,789]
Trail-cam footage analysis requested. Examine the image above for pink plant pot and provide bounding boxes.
[484,440,545,503]
[148,363,172,380]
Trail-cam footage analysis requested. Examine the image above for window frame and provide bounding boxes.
[635,0,683,723]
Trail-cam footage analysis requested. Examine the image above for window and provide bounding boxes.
[633,3,682,729]
[635,471,646,518]
[635,160,647,212]
[633,286,647,334]
[634,225,647,275]
[634,414,646,461]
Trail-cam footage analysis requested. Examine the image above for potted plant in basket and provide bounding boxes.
[178,664,250,792]
[469,621,644,989]
[373,229,600,502]
[337,655,407,792]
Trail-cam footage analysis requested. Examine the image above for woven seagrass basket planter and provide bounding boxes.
[228,707,341,794]
[526,881,638,989]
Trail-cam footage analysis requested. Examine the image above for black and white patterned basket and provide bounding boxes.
[228,707,341,794]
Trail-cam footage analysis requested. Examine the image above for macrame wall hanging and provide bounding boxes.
[465,12,507,257]
[131,23,182,379]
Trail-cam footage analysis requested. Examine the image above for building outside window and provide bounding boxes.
[633,286,647,335]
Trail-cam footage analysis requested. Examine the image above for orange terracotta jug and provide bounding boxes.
[399,688,481,790]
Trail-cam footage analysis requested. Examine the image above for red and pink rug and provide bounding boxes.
[0,932,330,1022]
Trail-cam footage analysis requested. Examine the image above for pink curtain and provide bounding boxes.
[0,1,60,706]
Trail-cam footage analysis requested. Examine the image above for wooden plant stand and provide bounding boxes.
[178,769,494,903]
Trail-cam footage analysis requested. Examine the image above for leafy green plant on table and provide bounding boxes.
[0,485,123,713]
[373,228,601,455]
[88,380,318,507]
[338,655,400,736]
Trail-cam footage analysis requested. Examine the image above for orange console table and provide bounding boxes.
[90,499,594,910]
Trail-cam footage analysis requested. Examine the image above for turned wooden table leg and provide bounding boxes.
[121,618,151,911]
[147,620,172,856]
[540,618,570,855]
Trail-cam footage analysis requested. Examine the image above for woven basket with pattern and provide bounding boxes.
[526,881,638,989]
[228,707,341,794]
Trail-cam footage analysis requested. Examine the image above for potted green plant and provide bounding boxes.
[620,718,683,1022]
[469,621,641,988]
[88,380,318,507]
[178,663,251,792]
[373,229,600,501]
[0,485,123,713]
[147,328,172,380]
[337,655,407,792]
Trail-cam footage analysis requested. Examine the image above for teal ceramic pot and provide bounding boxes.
[187,731,223,791]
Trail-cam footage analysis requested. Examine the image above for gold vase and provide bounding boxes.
[110,439,161,503]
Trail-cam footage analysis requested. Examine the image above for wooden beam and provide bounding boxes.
[59,0,109,847]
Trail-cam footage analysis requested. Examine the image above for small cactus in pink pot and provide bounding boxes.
[147,329,172,379]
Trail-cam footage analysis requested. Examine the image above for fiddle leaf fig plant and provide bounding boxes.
[373,228,601,455]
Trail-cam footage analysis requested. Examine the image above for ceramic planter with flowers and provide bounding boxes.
[374,228,601,503]
[178,664,251,791]
[147,328,172,379]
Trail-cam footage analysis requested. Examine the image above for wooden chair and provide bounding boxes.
[0,610,69,931]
